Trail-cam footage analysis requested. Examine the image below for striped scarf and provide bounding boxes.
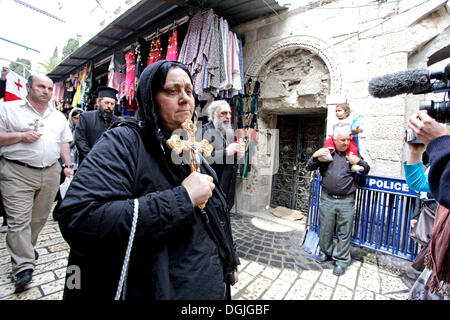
[425,204,450,296]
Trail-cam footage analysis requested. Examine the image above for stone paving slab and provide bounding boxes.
[0,210,417,300]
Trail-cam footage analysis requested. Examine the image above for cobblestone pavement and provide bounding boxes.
[0,208,419,300]
[230,210,418,300]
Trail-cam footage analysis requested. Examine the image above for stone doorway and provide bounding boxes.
[270,114,325,214]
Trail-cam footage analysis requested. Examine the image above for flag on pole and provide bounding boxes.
[4,70,27,101]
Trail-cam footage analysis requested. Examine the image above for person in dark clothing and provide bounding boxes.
[407,110,450,298]
[408,110,450,208]
[306,126,370,276]
[0,66,9,100]
[202,100,244,211]
[57,60,239,300]
[0,190,7,233]
[74,86,120,164]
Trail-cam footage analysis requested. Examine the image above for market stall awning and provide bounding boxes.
[47,0,286,82]
[178,0,286,24]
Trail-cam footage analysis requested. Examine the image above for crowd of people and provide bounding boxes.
[0,60,448,300]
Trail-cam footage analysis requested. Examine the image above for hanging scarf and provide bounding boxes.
[71,71,83,108]
[165,26,178,61]
[425,204,450,296]
[147,37,162,66]
[125,50,136,103]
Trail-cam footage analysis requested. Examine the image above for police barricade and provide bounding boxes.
[305,170,419,261]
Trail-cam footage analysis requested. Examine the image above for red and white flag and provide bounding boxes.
[4,70,27,101]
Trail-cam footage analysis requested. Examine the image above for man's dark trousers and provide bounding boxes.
[318,191,355,268]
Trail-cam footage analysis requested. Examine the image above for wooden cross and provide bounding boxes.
[167,119,214,209]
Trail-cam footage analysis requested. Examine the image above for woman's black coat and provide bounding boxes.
[57,60,238,300]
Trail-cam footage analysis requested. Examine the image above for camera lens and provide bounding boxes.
[419,100,450,123]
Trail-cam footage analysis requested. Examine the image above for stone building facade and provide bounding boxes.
[232,0,450,213]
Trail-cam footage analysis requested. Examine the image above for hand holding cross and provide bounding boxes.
[167,119,214,209]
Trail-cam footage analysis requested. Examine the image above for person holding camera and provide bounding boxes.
[403,139,440,299]
[408,110,449,208]
[407,110,449,299]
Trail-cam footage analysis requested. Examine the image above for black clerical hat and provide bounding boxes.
[97,86,118,100]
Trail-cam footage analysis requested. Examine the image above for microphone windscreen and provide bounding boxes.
[368,69,431,98]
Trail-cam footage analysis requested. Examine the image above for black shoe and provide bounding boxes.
[14,269,33,293]
[315,251,330,264]
[34,250,39,260]
[333,265,346,276]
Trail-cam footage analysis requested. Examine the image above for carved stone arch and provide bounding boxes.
[245,35,343,95]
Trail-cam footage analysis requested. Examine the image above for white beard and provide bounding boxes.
[213,118,234,143]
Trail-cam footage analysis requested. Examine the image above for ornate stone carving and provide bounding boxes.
[245,35,343,95]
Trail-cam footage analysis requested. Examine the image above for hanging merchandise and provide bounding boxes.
[147,37,162,66]
[81,63,94,110]
[108,51,126,97]
[230,33,242,95]
[237,37,245,96]
[53,81,65,103]
[64,77,75,107]
[236,127,258,179]
[178,9,245,101]
[71,71,83,108]
[136,38,148,78]
[125,49,136,103]
[165,25,178,61]
[237,78,259,129]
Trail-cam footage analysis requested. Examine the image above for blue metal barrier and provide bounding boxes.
[306,170,420,261]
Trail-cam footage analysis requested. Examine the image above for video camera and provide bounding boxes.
[368,62,450,144]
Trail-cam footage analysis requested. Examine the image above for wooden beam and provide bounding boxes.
[96,35,122,42]
[87,42,112,48]
[162,0,188,6]
[109,24,137,33]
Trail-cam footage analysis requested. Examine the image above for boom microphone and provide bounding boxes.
[368,68,431,98]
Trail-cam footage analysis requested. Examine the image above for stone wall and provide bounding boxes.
[232,0,450,212]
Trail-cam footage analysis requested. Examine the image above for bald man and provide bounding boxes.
[306,126,370,276]
[0,74,73,292]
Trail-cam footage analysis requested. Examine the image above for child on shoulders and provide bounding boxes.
[320,102,364,172]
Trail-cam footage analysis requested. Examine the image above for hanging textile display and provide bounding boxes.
[107,51,126,95]
[125,49,136,103]
[64,75,75,107]
[53,81,65,103]
[165,25,178,61]
[236,127,258,179]
[80,64,92,110]
[136,38,148,78]
[178,9,244,101]
[71,71,83,108]
[230,33,242,95]
[147,37,162,66]
[236,78,259,129]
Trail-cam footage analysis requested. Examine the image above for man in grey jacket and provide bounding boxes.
[306,126,370,276]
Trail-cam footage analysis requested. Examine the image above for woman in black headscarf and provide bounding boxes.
[57,60,239,300]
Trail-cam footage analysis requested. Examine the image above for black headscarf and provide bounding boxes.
[135,60,194,183]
